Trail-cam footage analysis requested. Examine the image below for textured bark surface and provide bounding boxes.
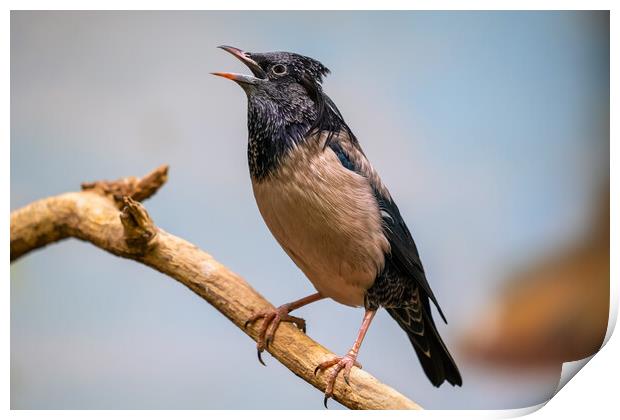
[10,166,421,410]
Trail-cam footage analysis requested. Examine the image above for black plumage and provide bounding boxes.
[213,46,462,402]
[326,135,462,387]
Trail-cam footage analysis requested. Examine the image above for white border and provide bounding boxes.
[1,0,618,11]
[4,1,616,419]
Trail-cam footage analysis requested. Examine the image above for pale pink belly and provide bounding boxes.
[251,144,389,307]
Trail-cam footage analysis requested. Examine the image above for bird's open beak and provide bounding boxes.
[212,45,267,84]
[211,72,261,84]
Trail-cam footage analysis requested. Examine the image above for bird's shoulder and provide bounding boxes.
[321,131,391,198]
[323,131,447,322]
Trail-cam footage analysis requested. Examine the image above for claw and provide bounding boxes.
[289,316,306,333]
[245,312,266,329]
[314,352,360,407]
[343,360,356,386]
[245,305,310,367]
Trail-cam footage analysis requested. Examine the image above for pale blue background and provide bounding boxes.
[11,11,609,409]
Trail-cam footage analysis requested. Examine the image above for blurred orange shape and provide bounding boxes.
[461,187,609,369]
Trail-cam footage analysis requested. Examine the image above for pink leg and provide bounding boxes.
[245,292,324,365]
[314,309,377,407]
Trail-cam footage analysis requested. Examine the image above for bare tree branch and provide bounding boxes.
[10,165,422,410]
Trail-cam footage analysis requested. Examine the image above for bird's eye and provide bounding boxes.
[271,64,287,75]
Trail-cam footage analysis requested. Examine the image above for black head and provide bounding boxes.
[213,46,331,129]
[214,45,330,86]
[213,46,353,179]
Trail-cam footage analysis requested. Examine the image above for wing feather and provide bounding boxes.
[325,132,447,323]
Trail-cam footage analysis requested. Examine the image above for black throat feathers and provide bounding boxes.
[246,82,355,181]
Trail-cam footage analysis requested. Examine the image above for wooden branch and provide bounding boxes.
[10,166,421,410]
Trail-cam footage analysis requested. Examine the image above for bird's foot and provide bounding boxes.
[314,351,362,408]
[244,304,307,365]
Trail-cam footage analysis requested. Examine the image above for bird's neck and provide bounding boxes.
[246,95,316,181]
[245,91,354,181]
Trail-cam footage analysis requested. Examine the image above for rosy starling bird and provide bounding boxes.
[213,46,462,405]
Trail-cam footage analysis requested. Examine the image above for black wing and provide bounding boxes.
[325,132,447,323]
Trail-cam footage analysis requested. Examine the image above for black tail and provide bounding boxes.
[387,304,462,387]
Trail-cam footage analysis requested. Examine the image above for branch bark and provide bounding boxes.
[10,165,422,410]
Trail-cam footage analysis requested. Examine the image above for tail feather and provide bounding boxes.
[387,305,462,387]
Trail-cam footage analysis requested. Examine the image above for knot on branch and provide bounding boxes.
[81,165,169,208]
[120,196,157,254]
[11,164,422,409]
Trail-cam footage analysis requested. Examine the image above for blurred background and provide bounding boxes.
[10,11,609,409]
